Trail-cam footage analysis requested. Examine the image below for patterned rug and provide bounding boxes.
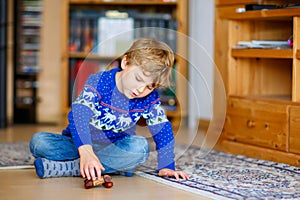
[137,144,300,200]
[2,142,300,199]
[0,142,34,169]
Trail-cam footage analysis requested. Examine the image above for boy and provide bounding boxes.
[30,38,189,181]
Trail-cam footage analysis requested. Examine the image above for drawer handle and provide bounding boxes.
[247,120,255,128]
[264,123,270,129]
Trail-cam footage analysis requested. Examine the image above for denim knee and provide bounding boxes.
[128,136,150,165]
[126,135,150,155]
[30,132,48,157]
[138,136,150,162]
[30,132,79,160]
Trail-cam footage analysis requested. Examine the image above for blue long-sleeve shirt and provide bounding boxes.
[62,68,175,170]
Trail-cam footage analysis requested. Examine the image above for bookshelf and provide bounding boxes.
[13,0,43,123]
[61,0,188,128]
[214,0,300,166]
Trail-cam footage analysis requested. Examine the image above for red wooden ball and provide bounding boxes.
[102,181,113,188]
[84,180,94,189]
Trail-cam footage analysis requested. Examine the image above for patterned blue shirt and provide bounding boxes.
[62,68,175,170]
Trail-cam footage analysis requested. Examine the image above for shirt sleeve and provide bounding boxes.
[68,73,102,148]
[143,93,175,170]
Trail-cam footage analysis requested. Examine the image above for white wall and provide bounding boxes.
[188,0,215,128]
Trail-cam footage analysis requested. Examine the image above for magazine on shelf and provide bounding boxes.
[236,40,290,49]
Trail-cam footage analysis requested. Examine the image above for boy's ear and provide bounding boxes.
[121,55,128,69]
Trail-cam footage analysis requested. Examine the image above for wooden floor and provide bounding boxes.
[0,124,212,200]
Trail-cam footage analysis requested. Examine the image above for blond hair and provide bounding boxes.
[123,38,174,88]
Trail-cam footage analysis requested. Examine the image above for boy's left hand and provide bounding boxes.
[158,168,190,180]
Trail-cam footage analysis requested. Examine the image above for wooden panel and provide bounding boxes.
[219,8,300,20]
[224,97,289,151]
[227,20,251,95]
[6,0,14,121]
[61,0,70,122]
[290,106,300,154]
[216,0,295,6]
[225,17,293,96]
[292,17,300,102]
[37,0,65,123]
[231,49,293,59]
[228,58,292,96]
[252,21,292,40]
[297,49,300,59]
[216,0,256,6]
[221,140,300,167]
[229,20,292,43]
[175,0,188,118]
[214,10,229,91]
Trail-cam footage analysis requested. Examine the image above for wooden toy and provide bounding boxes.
[84,175,113,189]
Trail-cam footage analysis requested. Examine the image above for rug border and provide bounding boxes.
[135,171,231,200]
[0,165,34,170]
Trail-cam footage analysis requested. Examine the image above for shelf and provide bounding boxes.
[69,52,180,60]
[69,52,118,60]
[297,50,300,59]
[220,8,300,20]
[14,0,42,123]
[69,0,177,6]
[216,0,257,6]
[231,48,293,59]
[229,95,293,104]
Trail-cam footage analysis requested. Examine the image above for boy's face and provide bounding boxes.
[117,64,155,99]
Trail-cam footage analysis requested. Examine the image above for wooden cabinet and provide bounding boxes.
[215,0,300,166]
[60,0,188,128]
[225,97,289,151]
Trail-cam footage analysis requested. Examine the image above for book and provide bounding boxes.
[97,11,134,56]
[69,59,110,100]
[69,10,101,52]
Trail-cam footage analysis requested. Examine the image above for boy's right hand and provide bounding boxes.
[78,144,105,181]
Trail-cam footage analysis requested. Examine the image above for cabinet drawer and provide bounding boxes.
[224,97,288,151]
[290,106,300,154]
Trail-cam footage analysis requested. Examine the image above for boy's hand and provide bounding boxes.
[78,144,105,181]
[158,168,190,180]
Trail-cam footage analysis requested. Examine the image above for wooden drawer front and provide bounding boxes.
[290,106,300,154]
[224,97,288,151]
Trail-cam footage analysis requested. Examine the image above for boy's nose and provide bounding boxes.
[137,85,146,93]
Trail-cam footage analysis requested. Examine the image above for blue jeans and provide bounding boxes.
[30,132,150,173]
